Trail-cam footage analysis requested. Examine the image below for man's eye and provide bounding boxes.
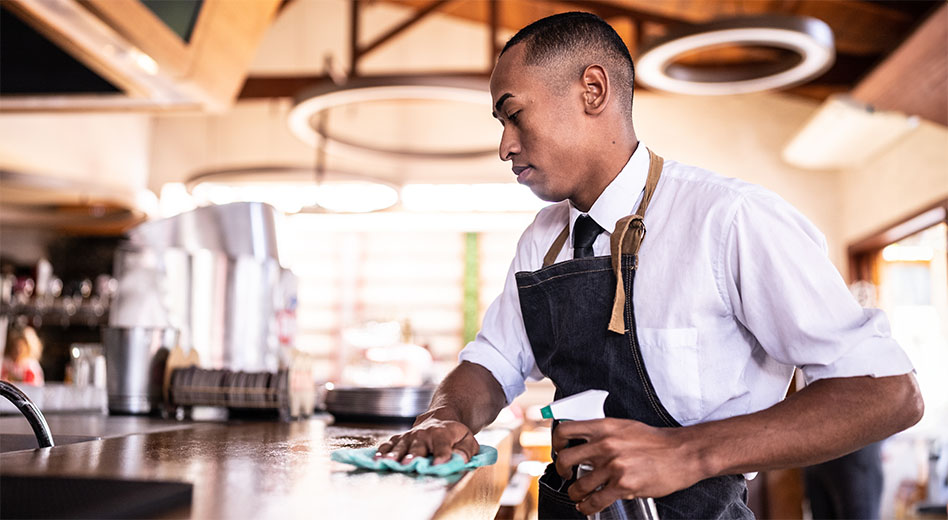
[508,111,520,122]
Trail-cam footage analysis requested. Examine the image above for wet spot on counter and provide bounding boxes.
[328,435,376,449]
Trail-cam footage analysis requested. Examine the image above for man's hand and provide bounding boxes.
[550,374,922,515]
[376,410,480,465]
[374,361,507,465]
[552,419,701,515]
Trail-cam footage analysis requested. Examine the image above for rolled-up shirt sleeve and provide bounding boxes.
[722,188,914,384]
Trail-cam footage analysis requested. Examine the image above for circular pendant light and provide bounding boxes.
[287,75,496,161]
[636,15,835,95]
[186,165,400,214]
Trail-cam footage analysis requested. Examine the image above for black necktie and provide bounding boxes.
[573,214,604,259]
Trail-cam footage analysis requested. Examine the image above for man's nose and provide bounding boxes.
[499,127,520,161]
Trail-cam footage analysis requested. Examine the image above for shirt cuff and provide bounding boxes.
[458,344,526,405]
[801,322,915,384]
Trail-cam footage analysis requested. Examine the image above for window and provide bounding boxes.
[278,211,534,384]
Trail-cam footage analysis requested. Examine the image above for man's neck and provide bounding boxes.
[570,138,639,213]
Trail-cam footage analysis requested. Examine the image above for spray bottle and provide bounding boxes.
[542,390,660,520]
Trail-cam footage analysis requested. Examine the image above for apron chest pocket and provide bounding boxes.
[637,327,703,423]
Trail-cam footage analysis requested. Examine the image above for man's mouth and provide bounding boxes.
[512,165,532,177]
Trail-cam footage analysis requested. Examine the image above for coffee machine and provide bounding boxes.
[107,202,297,414]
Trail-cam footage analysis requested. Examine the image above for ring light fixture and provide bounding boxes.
[636,15,835,95]
[186,165,400,214]
[287,76,496,161]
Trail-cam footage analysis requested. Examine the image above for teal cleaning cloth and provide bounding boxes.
[331,445,498,476]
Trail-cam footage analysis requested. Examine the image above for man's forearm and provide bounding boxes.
[686,373,923,478]
[414,361,508,434]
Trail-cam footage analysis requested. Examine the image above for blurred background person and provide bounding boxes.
[2,325,45,385]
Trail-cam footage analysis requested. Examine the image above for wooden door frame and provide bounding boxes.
[848,198,948,284]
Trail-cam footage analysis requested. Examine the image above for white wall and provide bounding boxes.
[634,92,846,268]
[839,121,948,245]
[0,113,152,208]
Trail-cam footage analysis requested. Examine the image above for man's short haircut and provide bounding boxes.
[500,12,635,117]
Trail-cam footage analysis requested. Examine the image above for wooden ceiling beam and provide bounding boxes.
[379,0,549,33]
[1,0,176,102]
[1,0,281,112]
[793,0,919,56]
[238,75,330,99]
[852,3,947,126]
[238,72,491,100]
[488,0,498,62]
[355,0,450,66]
[560,0,694,28]
[605,16,637,56]
[377,0,918,58]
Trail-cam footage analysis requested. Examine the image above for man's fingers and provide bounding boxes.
[433,430,478,465]
[372,419,478,465]
[384,436,411,461]
[551,419,609,451]
[567,466,609,503]
[403,437,431,462]
[454,431,479,462]
[375,437,399,458]
[431,436,453,465]
[576,487,623,516]
[375,435,401,458]
[554,442,601,479]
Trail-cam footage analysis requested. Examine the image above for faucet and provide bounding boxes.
[0,380,54,448]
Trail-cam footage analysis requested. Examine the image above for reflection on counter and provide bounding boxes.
[0,414,514,520]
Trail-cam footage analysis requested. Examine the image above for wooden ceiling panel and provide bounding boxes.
[242,0,940,115]
[381,0,555,33]
[1,0,281,112]
[79,0,194,78]
[792,1,916,55]
[852,3,947,126]
[380,0,929,58]
[598,0,787,22]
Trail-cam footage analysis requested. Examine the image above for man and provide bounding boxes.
[377,12,922,519]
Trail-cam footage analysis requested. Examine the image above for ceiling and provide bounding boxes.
[0,0,281,111]
[0,0,943,234]
[240,0,941,105]
[1,0,942,114]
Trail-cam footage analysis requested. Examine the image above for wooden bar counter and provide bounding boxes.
[0,414,513,519]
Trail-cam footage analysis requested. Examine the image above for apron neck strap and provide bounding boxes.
[541,148,665,270]
[607,149,664,333]
[635,148,663,216]
[542,227,571,268]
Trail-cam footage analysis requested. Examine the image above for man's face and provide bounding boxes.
[490,44,586,203]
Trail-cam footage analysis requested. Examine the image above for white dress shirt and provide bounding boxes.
[459,143,914,426]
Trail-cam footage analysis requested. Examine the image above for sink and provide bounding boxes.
[0,474,192,519]
[0,433,101,453]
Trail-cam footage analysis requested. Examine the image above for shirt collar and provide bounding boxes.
[569,142,650,242]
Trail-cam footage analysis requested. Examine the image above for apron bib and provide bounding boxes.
[515,150,752,520]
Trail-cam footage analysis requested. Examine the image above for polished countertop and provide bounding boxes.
[0,413,513,519]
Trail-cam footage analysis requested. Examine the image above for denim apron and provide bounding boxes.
[515,150,753,519]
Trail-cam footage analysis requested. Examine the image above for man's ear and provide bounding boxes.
[582,64,609,115]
